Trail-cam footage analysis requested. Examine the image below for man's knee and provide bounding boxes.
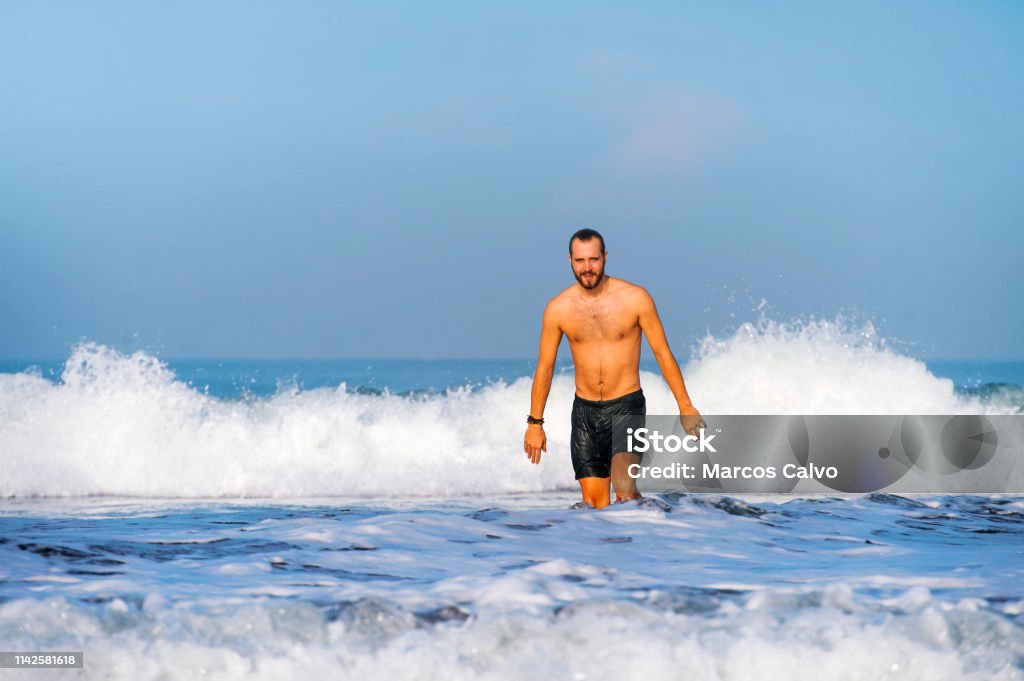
[610,452,640,498]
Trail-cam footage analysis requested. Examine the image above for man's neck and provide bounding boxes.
[576,276,611,299]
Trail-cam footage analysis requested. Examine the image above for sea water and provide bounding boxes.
[1,318,1022,680]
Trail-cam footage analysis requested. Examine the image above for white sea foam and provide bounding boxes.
[0,592,1020,681]
[1,493,1021,680]
[680,316,996,414]
[0,318,1013,498]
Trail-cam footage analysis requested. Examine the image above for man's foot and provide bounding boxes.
[569,501,595,510]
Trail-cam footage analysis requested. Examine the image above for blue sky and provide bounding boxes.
[2,1,1021,360]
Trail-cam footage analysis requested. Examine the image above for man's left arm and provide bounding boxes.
[637,289,706,435]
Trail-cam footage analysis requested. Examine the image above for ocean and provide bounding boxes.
[1,318,1022,679]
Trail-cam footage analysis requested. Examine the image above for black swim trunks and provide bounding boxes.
[570,389,646,479]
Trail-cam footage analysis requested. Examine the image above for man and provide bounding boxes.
[523,228,705,508]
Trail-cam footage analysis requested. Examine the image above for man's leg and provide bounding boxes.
[607,391,646,503]
[610,452,642,502]
[578,477,611,508]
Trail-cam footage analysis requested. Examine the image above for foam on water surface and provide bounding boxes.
[0,494,1022,680]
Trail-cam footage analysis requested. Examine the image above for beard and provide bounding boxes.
[574,268,604,290]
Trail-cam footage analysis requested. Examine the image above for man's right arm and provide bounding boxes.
[524,301,562,465]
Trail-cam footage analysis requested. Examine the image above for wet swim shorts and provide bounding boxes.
[570,389,646,479]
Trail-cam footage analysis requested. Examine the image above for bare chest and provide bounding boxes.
[561,300,639,344]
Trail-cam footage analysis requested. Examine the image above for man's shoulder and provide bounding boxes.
[608,278,654,305]
[557,283,579,298]
[548,285,578,306]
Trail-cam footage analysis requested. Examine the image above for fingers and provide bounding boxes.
[523,440,546,464]
[524,426,548,464]
[680,413,708,437]
[683,419,706,437]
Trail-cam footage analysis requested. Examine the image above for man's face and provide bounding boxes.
[569,239,606,290]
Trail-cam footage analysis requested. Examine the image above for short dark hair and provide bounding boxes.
[569,228,606,254]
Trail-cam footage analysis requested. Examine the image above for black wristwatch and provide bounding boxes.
[526,415,545,425]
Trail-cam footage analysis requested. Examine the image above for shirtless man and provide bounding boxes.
[523,228,705,508]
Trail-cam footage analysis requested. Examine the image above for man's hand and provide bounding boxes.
[524,424,547,464]
[679,404,707,437]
